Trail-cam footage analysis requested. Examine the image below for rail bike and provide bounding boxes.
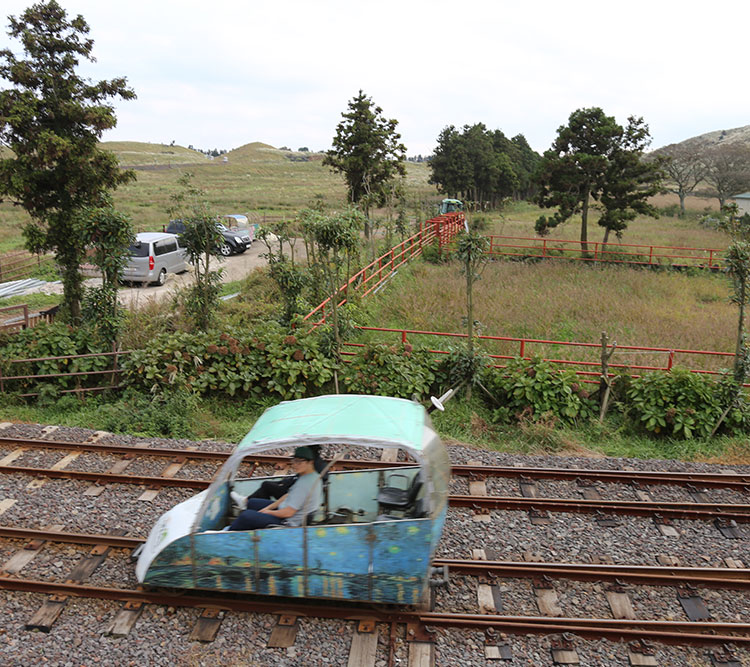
[135,394,450,604]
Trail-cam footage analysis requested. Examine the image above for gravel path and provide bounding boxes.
[1,421,749,665]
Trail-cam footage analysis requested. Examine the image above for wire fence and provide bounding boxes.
[0,250,54,282]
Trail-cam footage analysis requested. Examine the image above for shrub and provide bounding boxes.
[483,357,597,425]
[342,342,438,398]
[0,322,111,393]
[624,368,747,439]
[122,323,337,400]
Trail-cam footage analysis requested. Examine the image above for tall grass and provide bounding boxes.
[363,258,737,373]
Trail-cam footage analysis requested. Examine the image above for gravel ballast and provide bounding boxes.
[1,421,749,665]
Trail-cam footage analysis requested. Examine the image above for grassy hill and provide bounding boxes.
[102,141,209,167]
[0,140,437,252]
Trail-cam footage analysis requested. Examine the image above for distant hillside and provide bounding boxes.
[659,125,750,151]
[100,141,209,167]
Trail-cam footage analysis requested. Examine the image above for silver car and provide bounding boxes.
[123,232,189,286]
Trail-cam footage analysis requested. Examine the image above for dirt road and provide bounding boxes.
[30,241,274,309]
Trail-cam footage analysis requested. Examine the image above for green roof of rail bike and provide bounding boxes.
[237,395,427,452]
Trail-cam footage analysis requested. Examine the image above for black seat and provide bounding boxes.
[378,473,422,513]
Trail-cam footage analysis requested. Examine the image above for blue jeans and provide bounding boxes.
[228,497,284,531]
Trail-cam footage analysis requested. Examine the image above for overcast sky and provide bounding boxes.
[2,0,748,156]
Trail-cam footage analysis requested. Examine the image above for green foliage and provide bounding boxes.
[0,322,111,392]
[534,108,663,248]
[123,324,337,400]
[429,123,539,205]
[90,389,198,438]
[323,90,406,217]
[342,342,437,399]
[77,203,134,342]
[421,242,448,264]
[623,368,733,439]
[437,346,489,387]
[167,173,225,330]
[484,357,597,425]
[0,1,136,323]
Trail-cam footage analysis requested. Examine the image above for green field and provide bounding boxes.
[0,141,438,252]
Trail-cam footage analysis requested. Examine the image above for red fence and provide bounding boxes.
[303,212,465,324]
[481,236,725,269]
[345,326,737,384]
[0,250,54,282]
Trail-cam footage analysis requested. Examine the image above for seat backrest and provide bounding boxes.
[406,474,423,504]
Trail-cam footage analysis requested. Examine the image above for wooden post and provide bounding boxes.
[599,331,616,423]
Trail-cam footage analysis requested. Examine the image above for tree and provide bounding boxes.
[168,173,224,331]
[78,202,133,343]
[534,108,662,255]
[0,1,136,323]
[598,118,664,244]
[323,91,406,231]
[429,124,534,208]
[653,143,705,216]
[702,144,750,209]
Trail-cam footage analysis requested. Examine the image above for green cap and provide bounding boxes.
[293,446,314,460]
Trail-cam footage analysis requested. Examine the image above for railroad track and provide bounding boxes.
[2,525,750,648]
[1,461,749,522]
[2,434,749,490]
[2,427,750,664]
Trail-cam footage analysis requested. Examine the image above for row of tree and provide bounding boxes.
[429,124,541,206]
[656,141,750,214]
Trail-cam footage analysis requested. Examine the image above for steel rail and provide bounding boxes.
[2,464,750,521]
[2,526,749,592]
[1,435,749,490]
[434,559,750,589]
[0,576,748,645]
[450,494,750,522]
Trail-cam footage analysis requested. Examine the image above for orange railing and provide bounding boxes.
[344,326,737,384]
[482,236,724,269]
[303,212,465,324]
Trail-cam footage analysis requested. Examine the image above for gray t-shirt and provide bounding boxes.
[279,472,322,526]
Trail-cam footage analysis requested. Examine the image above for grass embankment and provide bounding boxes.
[363,258,735,372]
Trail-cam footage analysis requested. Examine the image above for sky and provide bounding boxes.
[1,0,749,156]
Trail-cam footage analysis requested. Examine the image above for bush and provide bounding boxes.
[93,389,198,438]
[624,368,747,439]
[483,357,597,425]
[341,342,438,398]
[0,322,111,393]
[123,323,337,400]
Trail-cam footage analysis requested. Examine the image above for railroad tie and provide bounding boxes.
[138,451,193,501]
[189,607,225,642]
[2,523,63,575]
[605,584,636,620]
[25,529,127,632]
[347,620,378,667]
[84,453,136,496]
[0,448,27,466]
[533,578,562,616]
[627,640,657,667]
[0,498,17,517]
[407,641,434,667]
[267,614,298,648]
[26,450,80,490]
[380,448,399,463]
[550,634,580,665]
[104,600,144,638]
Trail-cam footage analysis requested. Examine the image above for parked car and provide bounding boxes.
[165,219,253,257]
[123,232,189,286]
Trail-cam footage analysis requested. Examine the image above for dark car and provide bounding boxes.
[165,219,252,256]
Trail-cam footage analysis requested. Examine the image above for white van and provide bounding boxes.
[123,232,189,286]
